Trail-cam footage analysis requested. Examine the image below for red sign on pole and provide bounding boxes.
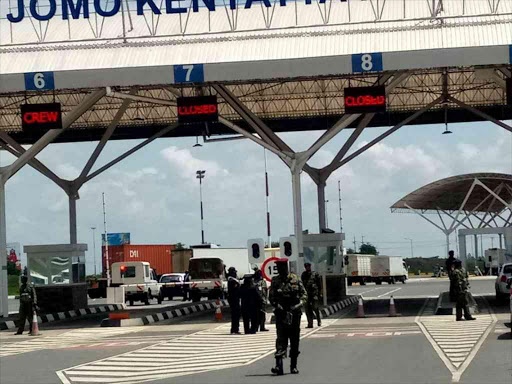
[261,257,281,283]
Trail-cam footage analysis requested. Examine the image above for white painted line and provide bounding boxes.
[376,288,402,298]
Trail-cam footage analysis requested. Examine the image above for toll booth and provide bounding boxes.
[24,244,88,313]
[302,233,346,303]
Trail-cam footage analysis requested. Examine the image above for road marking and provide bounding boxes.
[416,297,497,383]
[57,318,335,383]
[376,288,402,298]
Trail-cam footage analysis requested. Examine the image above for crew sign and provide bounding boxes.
[6,0,331,23]
[21,103,63,130]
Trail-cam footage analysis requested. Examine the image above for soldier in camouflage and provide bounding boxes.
[16,275,38,335]
[269,258,308,376]
[301,262,322,328]
[253,267,269,332]
[453,259,476,321]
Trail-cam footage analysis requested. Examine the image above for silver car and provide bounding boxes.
[495,263,512,302]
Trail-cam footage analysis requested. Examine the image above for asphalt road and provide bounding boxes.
[1,279,510,384]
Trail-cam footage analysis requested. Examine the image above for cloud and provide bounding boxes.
[160,146,228,180]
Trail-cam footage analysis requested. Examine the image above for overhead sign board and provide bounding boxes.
[20,103,63,130]
[177,96,218,124]
[344,86,386,114]
[507,78,512,106]
[102,233,131,246]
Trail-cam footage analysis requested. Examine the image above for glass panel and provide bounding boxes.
[189,258,223,279]
[50,256,70,284]
[317,246,336,266]
[144,265,150,278]
[304,246,315,264]
[29,256,49,285]
[125,266,136,278]
[72,256,85,283]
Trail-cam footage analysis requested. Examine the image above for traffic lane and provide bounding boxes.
[348,279,495,298]
[158,326,450,384]
[359,298,427,317]
[458,324,512,384]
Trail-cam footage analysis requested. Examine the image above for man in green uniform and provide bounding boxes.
[269,258,308,376]
[301,262,322,328]
[16,275,38,335]
[253,267,269,332]
[453,260,476,321]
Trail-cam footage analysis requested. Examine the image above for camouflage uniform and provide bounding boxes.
[16,281,37,335]
[301,270,322,327]
[254,273,268,331]
[269,273,308,368]
[453,266,474,321]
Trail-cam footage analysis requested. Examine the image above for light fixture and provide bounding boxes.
[134,103,144,121]
[441,100,452,135]
[193,136,202,147]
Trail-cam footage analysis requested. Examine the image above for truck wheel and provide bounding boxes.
[168,296,173,301]
[157,293,163,305]
[401,276,406,284]
[376,280,382,285]
[347,280,352,286]
[192,293,201,303]
[390,277,395,284]
[360,279,366,286]
[144,293,150,305]
[129,299,134,306]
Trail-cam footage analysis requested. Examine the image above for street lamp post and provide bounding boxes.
[196,170,206,244]
[404,238,414,258]
[91,227,97,275]
[324,199,329,228]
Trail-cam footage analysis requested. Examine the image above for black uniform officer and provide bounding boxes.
[240,275,260,334]
[446,250,456,302]
[227,267,241,334]
[16,275,38,335]
[253,267,269,332]
[269,258,307,375]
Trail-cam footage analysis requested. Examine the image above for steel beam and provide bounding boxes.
[0,172,8,318]
[448,96,512,133]
[318,182,327,231]
[5,89,106,180]
[85,123,180,183]
[338,97,444,167]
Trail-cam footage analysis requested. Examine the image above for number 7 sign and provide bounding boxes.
[174,64,204,84]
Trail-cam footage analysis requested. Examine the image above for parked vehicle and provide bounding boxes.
[345,254,373,286]
[507,277,512,326]
[495,262,512,302]
[371,256,408,284]
[159,273,186,300]
[111,261,162,305]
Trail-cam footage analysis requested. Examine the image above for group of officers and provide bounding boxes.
[226,259,323,376]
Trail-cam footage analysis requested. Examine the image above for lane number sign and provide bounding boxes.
[352,53,383,73]
[24,72,55,91]
[174,64,204,83]
[261,257,281,283]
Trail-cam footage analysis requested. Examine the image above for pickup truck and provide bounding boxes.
[111,261,163,305]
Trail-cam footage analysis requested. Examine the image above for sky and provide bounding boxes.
[1,119,511,275]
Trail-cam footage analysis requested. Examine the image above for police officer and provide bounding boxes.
[16,275,38,335]
[182,270,190,302]
[446,250,456,302]
[453,260,476,321]
[301,262,322,328]
[227,267,241,334]
[269,259,307,375]
[253,267,269,332]
[240,275,259,334]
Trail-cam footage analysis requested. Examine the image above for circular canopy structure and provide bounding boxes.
[391,173,512,214]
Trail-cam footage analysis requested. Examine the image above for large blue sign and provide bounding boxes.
[101,232,131,246]
[7,0,328,23]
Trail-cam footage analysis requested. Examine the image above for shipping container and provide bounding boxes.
[102,244,176,278]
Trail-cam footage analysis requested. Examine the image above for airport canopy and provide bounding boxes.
[390,173,512,214]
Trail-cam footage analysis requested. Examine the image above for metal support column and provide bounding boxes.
[69,195,78,244]
[0,172,8,318]
[317,182,327,231]
[291,163,304,262]
[474,234,479,258]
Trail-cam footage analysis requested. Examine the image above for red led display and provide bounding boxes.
[344,86,387,114]
[20,103,63,130]
[177,96,218,124]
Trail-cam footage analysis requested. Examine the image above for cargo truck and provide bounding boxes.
[188,248,269,302]
[370,256,409,284]
[345,254,373,286]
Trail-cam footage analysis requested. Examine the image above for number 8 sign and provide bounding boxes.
[352,53,383,73]
[261,257,282,283]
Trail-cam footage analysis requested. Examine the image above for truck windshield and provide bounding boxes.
[189,258,224,279]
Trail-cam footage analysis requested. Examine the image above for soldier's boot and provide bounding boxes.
[271,357,284,376]
[290,356,299,374]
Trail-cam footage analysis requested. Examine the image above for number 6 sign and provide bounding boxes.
[261,257,282,283]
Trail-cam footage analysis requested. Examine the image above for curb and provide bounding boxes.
[0,304,126,331]
[320,295,360,317]
[102,300,228,327]
[269,296,360,324]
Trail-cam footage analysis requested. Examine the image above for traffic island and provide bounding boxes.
[101,299,228,327]
[435,291,478,315]
[0,304,126,331]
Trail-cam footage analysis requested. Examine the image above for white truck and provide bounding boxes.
[370,256,409,284]
[485,248,511,275]
[345,254,373,286]
[188,248,269,302]
[111,261,162,305]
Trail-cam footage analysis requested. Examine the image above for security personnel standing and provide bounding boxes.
[227,267,241,334]
[446,250,456,302]
[453,259,476,321]
[253,267,269,332]
[240,275,259,334]
[301,262,322,328]
[269,259,307,376]
[16,275,38,335]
